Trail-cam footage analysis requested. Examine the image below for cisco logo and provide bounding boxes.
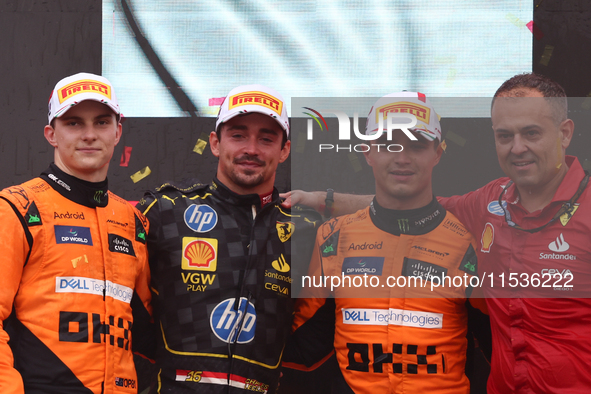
[184,205,218,233]
[210,298,256,344]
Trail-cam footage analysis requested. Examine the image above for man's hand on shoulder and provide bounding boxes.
[280,190,324,210]
[280,190,373,217]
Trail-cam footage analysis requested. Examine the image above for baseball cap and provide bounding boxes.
[48,72,120,124]
[215,84,290,136]
[365,91,441,142]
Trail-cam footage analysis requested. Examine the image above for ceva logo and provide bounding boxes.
[548,233,569,252]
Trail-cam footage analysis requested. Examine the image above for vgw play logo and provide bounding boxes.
[302,106,419,153]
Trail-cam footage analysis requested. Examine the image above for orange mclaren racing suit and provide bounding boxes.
[0,164,152,394]
[286,198,487,393]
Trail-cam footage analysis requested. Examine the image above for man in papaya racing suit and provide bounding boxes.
[138,85,320,393]
[0,73,152,393]
[284,92,487,393]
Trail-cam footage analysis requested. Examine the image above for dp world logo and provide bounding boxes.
[184,204,218,233]
[210,298,257,344]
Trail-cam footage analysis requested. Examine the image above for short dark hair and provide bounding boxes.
[492,73,568,124]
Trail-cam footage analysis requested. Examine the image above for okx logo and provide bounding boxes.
[210,298,256,344]
[303,107,418,153]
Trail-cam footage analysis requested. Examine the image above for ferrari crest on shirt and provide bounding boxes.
[276,221,294,242]
[560,204,579,226]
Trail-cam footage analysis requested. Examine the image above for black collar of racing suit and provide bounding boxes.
[40,163,109,208]
[210,176,279,210]
[369,196,445,236]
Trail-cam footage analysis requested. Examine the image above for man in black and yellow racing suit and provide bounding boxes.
[138,84,320,393]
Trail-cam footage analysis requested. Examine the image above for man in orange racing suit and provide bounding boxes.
[0,73,152,394]
[284,92,487,393]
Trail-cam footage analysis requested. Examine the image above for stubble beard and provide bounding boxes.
[229,168,265,190]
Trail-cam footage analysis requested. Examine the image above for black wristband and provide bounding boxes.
[324,188,334,218]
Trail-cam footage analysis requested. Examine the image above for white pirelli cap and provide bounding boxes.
[215,84,289,136]
[365,91,441,141]
[47,72,120,124]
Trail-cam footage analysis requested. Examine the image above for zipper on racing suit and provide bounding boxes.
[226,202,272,393]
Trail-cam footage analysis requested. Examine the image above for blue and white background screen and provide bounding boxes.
[103,1,532,118]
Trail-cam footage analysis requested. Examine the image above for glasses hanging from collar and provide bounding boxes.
[498,172,589,233]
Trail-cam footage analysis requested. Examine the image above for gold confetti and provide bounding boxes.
[193,140,207,154]
[441,140,447,152]
[445,69,457,88]
[582,91,591,110]
[433,55,456,64]
[193,132,209,154]
[505,13,524,27]
[71,254,88,268]
[295,131,306,153]
[445,131,466,147]
[539,45,554,66]
[130,166,152,183]
[348,153,363,173]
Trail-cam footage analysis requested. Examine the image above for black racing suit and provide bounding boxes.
[138,178,320,393]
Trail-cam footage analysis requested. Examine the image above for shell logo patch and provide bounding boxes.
[182,237,218,271]
[481,223,494,253]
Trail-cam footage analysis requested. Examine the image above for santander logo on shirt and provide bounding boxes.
[548,233,569,252]
[540,233,576,260]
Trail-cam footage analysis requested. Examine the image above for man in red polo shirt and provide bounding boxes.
[441,73,591,393]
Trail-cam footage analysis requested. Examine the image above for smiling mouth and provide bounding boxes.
[513,161,534,167]
[235,156,264,167]
[391,170,414,176]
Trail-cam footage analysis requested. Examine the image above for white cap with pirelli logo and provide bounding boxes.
[47,72,120,124]
[216,84,290,136]
[365,91,441,142]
